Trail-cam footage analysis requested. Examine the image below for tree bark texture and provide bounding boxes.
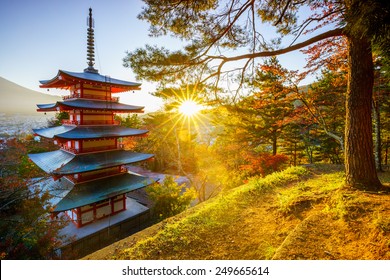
[345,35,382,190]
[272,131,277,155]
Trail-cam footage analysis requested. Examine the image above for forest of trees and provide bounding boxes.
[117,50,390,201]
[125,0,390,191]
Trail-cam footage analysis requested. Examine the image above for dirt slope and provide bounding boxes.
[84,165,390,260]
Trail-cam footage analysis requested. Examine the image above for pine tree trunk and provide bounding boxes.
[272,133,277,155]
[344,35,382,190]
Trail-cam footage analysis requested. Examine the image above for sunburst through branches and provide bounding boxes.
[155,85,211,145]
[179,99,202,117]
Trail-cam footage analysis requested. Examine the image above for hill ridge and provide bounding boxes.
[0,76,60,115]
[83,165,390,260]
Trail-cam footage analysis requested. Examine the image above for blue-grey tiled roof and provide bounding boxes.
[55,173,155,212]
[40,70,141,88]
[36,98,144,112]
[33,125,148,139]
[33,125,75,138]
[28,149,153,175]
[29,150,75,174]
[39,173,156,212]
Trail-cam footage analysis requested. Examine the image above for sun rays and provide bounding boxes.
[178,99,202,117]
[152,84,212,143]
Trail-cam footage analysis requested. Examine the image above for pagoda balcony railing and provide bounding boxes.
[63,94,119,102]
[61,146,79,154]
[62,120,79,125]
[62,120,120,125]
[63,94,80,100]
[82,145,118,153]
[66,167,127,184]
[61,145,121,154]
[82,94,120,102]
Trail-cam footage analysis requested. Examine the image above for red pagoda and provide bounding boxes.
[29,8,154,228]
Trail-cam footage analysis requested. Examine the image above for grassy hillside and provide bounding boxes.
[84,165,390,260]
[0,76,60,114]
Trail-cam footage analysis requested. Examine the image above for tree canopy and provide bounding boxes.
[125,0,390,191]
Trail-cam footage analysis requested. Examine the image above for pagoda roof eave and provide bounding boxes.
[36,99,144,113]
[28,149,154,175]
[33,125,75,139]
[39,70,141,93]
[38,173,156,212]
[33,125,148,140]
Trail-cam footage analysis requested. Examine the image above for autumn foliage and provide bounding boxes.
[0,137,67,259]
[240,152,289,177]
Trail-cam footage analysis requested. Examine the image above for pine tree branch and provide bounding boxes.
[203,28,344,63]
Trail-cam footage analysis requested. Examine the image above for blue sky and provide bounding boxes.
[0,0,313,112]
[0,0,173,111]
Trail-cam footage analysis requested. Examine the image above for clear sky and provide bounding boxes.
[0,0,312,112]
[0,0,172,111]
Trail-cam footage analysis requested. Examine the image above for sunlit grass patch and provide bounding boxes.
[115,166,309,259]
[245,166,309,193]
[373,213,390,233]
[278,172,344,215]
[90,167,390,260]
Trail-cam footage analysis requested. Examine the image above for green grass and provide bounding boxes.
[115,166,311,259]
[277,172,344,215]
[85,165,390,260]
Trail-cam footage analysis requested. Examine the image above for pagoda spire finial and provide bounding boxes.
[84,7,99,73]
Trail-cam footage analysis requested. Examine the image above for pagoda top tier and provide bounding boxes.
[39,8,141,93]
[39,70,141,93]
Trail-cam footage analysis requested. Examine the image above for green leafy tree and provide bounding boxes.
[47,112,69,127]
[115,113,143,129]
[125,0,390,190]
[147,176,196,220]
[296,70,347,159]
[114,114,145,151]
[245,57,296,155]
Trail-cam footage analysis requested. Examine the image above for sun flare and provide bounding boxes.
[178,100,202,117]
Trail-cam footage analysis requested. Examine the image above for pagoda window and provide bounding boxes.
[95,199,111,219]
[80,207,94,226]
[113,194,126,213]
[83,139,116,152]
[75,141,80,151]
[82,113,114,125]
[76,167,121,183]
[84,84,104,90]
[83,89,110,100]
